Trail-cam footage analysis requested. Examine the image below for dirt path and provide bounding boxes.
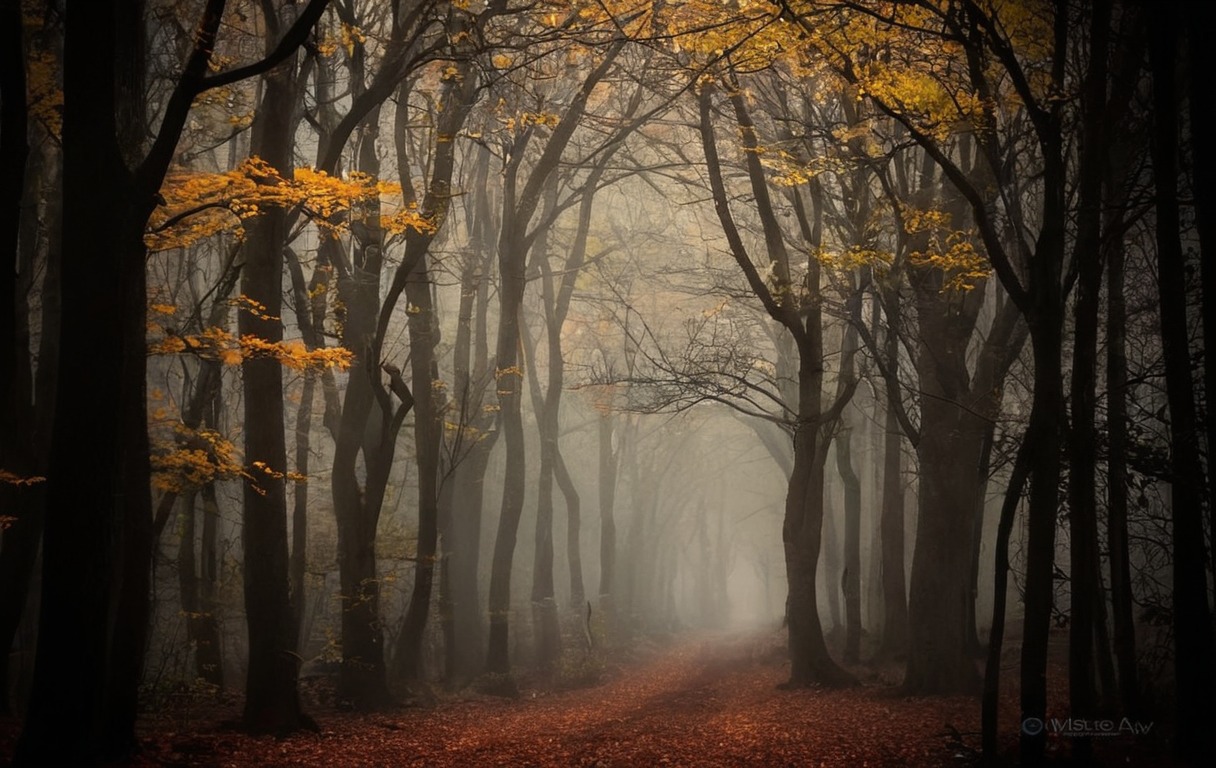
[133,633,984,767]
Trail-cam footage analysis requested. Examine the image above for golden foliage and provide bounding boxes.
[815,245,894,272]
[147,157,436,251]
[150,422,243,494]
[147,305,353,372]
[0,469,47,487]
[902,206,990,291]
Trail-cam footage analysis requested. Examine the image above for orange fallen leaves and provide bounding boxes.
[0,631,1172,767]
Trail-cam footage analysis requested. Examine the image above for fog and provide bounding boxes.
[2,1,1208,765]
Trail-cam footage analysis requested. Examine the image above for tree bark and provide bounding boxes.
[1105,195,1138,718]
[442,147,498,682]
[1186,3,1216,590]
[834,420,862,664]
[17,1,154,759]
[239,15,310,730]
[1066,3,1111,757]
[485,42,623,679]
[597,413,620,631]
[1149,13,1216,759]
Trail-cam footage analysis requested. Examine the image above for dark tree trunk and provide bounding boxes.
[396,254,442,681]
[821,479,842,635]
[239,34,309,731]
[330,102,397,708]
[784,409,850,686]
[16,1,154,759]
[1149,14,1216,760]
[179,488,224,689]
[981,420,1037,759]
[875,305,907,661]
[1066,3,1111,758]
[19,0,322,755]
[1016,10,1071,761]
[442,148,497,682]
[522,296,559,675]
[831,319,862,664]
[0,103,46,715]
[835,423,862,664]
[903,397,984,694]
[876,400,907,660]
[485,239,527,676]
[903,267,987,693]
[698,80,850,687]
[290,371,314,646]
[1186,3,1216,589]
[1017,266,1066,766]
[1105,197,1139,718]
[555,451,584,614]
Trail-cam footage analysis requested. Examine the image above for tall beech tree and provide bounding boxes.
[238,2,319,733]
[15,0,328,760]
[438,143,501,683]
[485,34,626,680]
[391,38,481,682]
[698,73,858,686]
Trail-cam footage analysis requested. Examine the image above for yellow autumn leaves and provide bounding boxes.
[146,156,435,252]
[902,207,989,291]
[147,300,352,372]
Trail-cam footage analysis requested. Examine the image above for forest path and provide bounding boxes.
[136,630,982,766]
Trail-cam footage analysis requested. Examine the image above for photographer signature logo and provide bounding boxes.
[1022,716,1153,738]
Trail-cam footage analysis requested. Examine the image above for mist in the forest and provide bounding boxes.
[1,1,1210,766]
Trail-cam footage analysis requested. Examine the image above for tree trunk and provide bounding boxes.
[485,42,623,679]
[1017,299,1065,764]
[834,422,862,664]
[396,254,442,681]
[1149,14,1216,759]
[1186,3,1216,590]
[903,401,984,694]
[290,371,314,647]
[0,122,46,715]
[239,36,309,731]
[1105,200,1138,718]
[597,413,620,631]
[179,488,224,688]
[555,451,584,615]
[443,149,497,683]
[16,1,153,758]
[1066,3,1110,756]
[528,312,562,675]
[783,413,850,687]
[876,316,907,661]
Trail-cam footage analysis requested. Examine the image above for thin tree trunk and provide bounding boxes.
[835,421,862,664]
[876,310,907,661]
[1105,204,1138,718]
[597,413,620,635]
[981,423,1037,760]
[1065,4,1110,758]
[396,254,441,681]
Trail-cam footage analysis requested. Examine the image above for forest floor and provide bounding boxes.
[0,628,1174,766]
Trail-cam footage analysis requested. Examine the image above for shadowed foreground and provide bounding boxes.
[0,631,1171,766]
